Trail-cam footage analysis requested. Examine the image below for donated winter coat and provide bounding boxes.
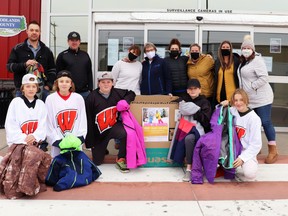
[192,105,242,184]
[45,151,101,191]
[0,144,52,199]
[168,118,200,164]
[117,100,147,168]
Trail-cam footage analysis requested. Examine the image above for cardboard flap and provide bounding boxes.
[132,95,179,104]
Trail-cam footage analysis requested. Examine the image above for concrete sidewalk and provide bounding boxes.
[0,128,288,216]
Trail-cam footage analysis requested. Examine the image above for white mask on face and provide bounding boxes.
[241,48,253,58]
[146,51,156,59]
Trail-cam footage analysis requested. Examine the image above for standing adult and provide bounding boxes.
[85,72,136,172]
[111,44,142,95]
[187,43,214,104]
[140,42,172,95]
[214,40,240,105]
[238,36,278,164]
[6,20,56,101]
[56,31,93,99]
[164,38,189,97]
[45,71,87,158]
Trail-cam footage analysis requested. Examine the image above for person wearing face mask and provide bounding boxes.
[187,43,215,105]
[140,42,172,95]
[238,35,278,164]
[111,45,142,95]
[214,40,240,105]
[164,38,189,97]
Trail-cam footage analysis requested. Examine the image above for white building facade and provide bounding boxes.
[41,0,288,130]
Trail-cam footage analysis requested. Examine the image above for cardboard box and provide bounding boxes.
[130,95,180,167]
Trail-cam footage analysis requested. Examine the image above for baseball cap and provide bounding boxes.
[57,70,72,79]
[187,78,201,88]
[22,74,38,85]
[98,72,114,81]
[67,31,81,40]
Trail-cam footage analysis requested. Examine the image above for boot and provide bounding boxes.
[264,145,278,164]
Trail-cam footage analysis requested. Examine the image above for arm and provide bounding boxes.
[238,115,262,163]
[45,49,56,90]
[162,60,172,95]
[4,99,27,145]
[6,47,26,74]
[77,96,88,142]
[251,57,269,90]
[87,56,93,91]
[85,92,97,148]
[56,52,65,72]
[32,101,48,142]
[193,100,212,131]
[111,61,121,85]
[45,96,63,146]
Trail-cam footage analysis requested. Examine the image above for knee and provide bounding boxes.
[243,169,257,181]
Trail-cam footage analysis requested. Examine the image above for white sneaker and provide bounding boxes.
[182,170,191,182]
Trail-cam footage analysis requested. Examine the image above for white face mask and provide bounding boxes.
[241,48,253,58]
[146,51,156,59]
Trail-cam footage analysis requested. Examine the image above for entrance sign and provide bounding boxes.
[0,15,26,37]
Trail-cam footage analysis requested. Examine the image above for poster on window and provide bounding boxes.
[270,38,281,53]
[142,107,169,142]
[123,37,134,52]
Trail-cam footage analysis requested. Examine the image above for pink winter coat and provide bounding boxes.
[116,100,147,168]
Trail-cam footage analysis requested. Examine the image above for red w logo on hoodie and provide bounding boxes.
[95,106,117,133]
[21,120,38,134]
[56,109,78,135]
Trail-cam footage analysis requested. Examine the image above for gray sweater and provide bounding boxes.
[237,55,274,109]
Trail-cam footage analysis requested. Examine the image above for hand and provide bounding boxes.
[44,85,50,90]
[25,134,36,145]
[233,157,244,168]
[220,100,229,107]
[25,59,37,67]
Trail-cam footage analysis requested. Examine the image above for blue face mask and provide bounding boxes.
[241,49,253,58]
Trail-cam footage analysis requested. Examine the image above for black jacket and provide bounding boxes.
[56,48,93,92]
[6,39,56,89]
[85,87,136,148]
[164,55,189,95]
[141,55,172,95]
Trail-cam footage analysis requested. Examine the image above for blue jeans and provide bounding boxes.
[254,104,276,142]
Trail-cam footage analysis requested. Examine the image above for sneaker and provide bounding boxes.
[116,158,130,173]
[182,170,191,182]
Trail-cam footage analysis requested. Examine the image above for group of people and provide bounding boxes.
[2,20,277,188]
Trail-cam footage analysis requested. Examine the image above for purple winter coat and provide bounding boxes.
[117,100,147,169]
[192,105,242,184]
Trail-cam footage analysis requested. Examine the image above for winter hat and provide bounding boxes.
[22,74,38,85]
[241,35,255,51]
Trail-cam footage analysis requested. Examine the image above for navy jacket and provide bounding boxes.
[45,151,101,191]
[141,55,172,95]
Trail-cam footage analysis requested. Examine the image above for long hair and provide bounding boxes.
[217,40,234,69]
[230,88,249,106]
[52,78,76,92]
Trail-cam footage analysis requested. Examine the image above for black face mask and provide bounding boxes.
[169,50,179,58]
[221,49,230,56]
[190,52,199,60]
[128,52,138,61]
